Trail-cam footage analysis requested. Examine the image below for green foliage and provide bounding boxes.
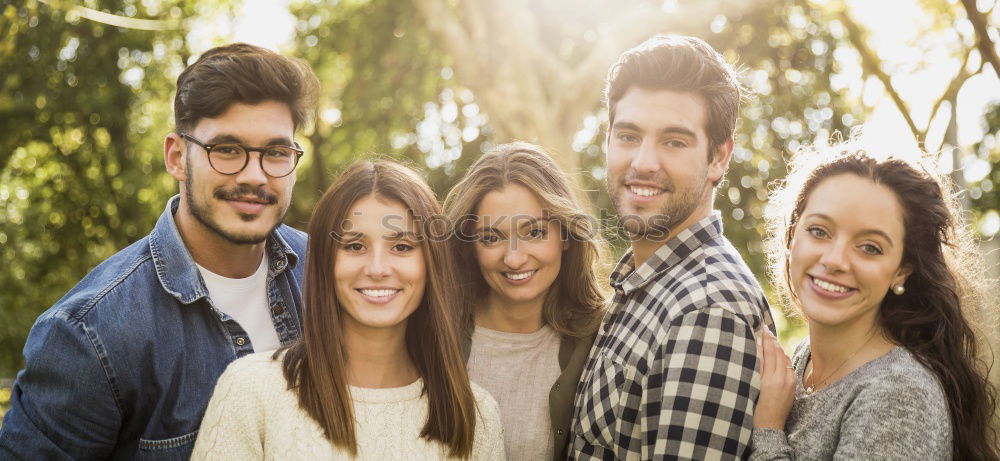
[0,0,191,376]
[967,102,1000,237]
[286,0,467,226]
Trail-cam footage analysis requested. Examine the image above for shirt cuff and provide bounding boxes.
[751,428,793,460]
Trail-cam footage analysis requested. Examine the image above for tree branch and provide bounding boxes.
[922,47,980,141]
[960,0,1000,79]
[839,9,922,143]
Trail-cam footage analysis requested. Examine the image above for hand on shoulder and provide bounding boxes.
[753,331,795,430]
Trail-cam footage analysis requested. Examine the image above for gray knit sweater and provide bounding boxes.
[750,339,952,461]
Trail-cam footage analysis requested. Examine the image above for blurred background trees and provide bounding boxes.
[2,0,999,417]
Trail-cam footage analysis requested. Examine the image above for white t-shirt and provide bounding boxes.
[196,254,281,352]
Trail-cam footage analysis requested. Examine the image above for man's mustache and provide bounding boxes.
[214,185,278,204]
[621,171,675,193]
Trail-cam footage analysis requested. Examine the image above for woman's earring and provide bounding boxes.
[892,284,905,295]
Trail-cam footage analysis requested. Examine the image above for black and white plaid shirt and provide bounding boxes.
[571,212,775,460]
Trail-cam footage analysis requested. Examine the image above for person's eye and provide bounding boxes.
[213,145,243,155]
[664,139,687,148]
[265,147,293,159]
[859,243,883,256]
[527,228,547,239]
[616,133,639,143]
[807,226,828,238]
[392,242,415,253]
[343,242,364,252]
[479,234,500,245]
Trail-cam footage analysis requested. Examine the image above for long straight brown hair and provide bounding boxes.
[279,160,477,457]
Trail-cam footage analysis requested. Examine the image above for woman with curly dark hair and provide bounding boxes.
[751,140,999,460]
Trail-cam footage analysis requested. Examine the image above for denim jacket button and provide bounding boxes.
[235,337,246,346]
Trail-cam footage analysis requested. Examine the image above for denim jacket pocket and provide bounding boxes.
[136,430,198,460]
[575,353,635,449]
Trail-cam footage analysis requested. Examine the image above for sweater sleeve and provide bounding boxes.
[749,428,795,461]
[190,357,267,461]
[832,376,951,461]
[471,386,507,461]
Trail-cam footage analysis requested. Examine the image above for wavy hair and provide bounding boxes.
[174,43,319,133]
[605,34,745,157]
[764,140,999,460]
[279,160,477,458]
[443,142,609,338]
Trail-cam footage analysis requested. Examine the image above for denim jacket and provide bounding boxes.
[0,196,306,460]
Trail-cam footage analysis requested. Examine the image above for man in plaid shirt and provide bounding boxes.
[570,35,775,460]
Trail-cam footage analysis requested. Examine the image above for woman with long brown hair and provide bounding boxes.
[751,140,999,460]
[443,142,607,461]
[192,160,504,460]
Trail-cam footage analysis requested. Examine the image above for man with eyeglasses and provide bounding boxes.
[0,43,319,460]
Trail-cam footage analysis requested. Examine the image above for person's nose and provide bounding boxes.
[819,239,850,273]
[234,151,269,187]
[503,242,528,270]
[630,138,660,175]
[363,249,393,280]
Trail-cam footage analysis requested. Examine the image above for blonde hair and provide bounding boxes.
[443,142,609,337]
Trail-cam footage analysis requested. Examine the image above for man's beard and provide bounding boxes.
[184,158,286,245]
[608,169,706,240]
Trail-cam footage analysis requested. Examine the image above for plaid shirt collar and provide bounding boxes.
[610,211,724,296]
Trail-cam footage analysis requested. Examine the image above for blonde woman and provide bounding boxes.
[444,142,607,461]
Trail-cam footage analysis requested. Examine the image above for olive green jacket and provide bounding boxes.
[462,329,596,461]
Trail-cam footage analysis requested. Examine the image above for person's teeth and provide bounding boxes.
[504,271,534,280]
[629,186,662,197]
[813,277,849,293]
[360,289,398,297]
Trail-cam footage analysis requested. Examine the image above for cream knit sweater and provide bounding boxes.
[191,352,506,460]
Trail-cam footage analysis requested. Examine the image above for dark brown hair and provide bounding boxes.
[280,160,477,457]
[765,142,999,460]
[605,35,744,157]
[174,43,319,133]
[443,142,608,338]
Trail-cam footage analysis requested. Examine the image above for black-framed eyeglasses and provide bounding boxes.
[180,133,304,178]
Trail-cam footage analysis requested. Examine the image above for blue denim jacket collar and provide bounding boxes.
[148,195,300,305]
